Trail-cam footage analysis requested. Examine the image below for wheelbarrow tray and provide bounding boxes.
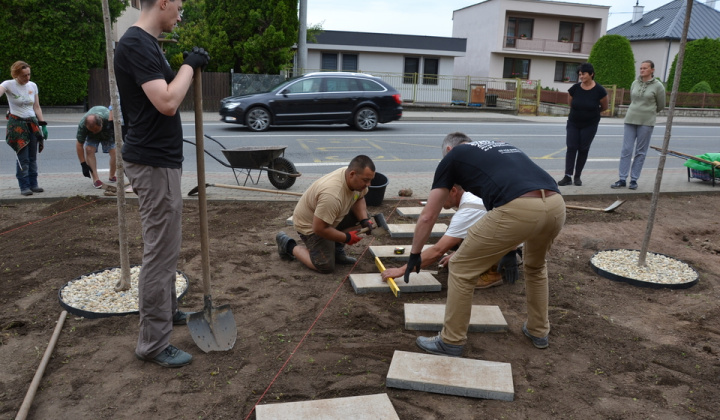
[221,146,288,169]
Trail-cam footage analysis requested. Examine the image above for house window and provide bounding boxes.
[341,54,358,72]
[558,22,583,52]
[404,57,419,84]
[423,58,439,85]
[554,62,581,82]
[506,17,534,47]
[503,57,530,79]
[321,53,338,71]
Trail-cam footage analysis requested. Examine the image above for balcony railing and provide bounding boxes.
[504,36,592,55]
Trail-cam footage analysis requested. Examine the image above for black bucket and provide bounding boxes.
[365,172,389,207]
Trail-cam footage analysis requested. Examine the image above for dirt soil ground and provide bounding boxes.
[1,194,719,419]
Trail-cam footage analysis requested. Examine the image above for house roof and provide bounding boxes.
[311,30,466,53]
[607,0,720,41]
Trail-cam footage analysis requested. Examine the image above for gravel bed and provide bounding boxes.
[60,266,188,314]
[590,249,697,284]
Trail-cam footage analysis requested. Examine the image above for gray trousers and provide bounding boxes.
[125,162,183,358]
[619,124,655,182]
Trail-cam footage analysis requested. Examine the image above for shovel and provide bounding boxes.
[187,68,237,352]
[565,199,625,213]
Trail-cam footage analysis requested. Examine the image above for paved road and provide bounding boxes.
[1,109,718,203]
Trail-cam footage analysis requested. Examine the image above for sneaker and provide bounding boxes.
[136,344,192,368]
[416,334,464,357]
[108,176,117,183]
[335,249,357,265]
[629,181,638,190]
[522,321,549,349]
[573,177,582,186]
[275,231,296,261]
[557,176,572,186]
[30,186,44,193]
[476,270,503,289]
[20,189,33,196]
[172,310,191,326]
[93,180,103,189]
[610,180,626,189]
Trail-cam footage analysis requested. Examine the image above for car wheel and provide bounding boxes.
[353,107,378,131]
[268,157,298,190]
[245,107,271,132]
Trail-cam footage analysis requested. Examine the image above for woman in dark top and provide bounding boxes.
[557,63,608,186]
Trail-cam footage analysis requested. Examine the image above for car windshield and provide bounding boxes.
[270,77,303,93]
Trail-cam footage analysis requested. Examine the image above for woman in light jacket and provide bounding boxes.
[611,60,665,190]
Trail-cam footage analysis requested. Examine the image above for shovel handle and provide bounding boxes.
[194,68,212,295]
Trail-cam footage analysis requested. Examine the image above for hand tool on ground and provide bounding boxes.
[650,146,720,167]
[188,183,303,197]
[565,199,625,213]
[187,68,237,352]
[374,256,400,297]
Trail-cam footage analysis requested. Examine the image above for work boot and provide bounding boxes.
[416,334,464,357]
[522,321,549,349]
[557,175,572,186]
[335,248,357,265]
[136,344,192,368]
[275,231,296,261]
[476,269,503,289]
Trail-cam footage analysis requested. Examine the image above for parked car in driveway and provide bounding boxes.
[219,72,403,131]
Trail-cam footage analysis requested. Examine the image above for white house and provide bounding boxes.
[452,0,609,90]
[607,0,720,82]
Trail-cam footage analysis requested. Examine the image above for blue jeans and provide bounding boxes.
[15,136,39,190]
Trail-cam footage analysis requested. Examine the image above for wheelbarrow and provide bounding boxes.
[184,134,301,192]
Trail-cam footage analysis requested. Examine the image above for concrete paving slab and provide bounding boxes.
[286,215,293,225]
[255,393,399,420]
[368,245,432,260]
[396,207,455,218]
[386,350,514,401]
[388,223,447,238]
[349,272,441,294]
[404,303,508,332]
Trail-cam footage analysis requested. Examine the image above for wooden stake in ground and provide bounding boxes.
[101,0,131,290]
[639,0,693,266]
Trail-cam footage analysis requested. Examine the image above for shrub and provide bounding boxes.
[667,38,720,93]
[588,35,635,89]
[689,81,713,94]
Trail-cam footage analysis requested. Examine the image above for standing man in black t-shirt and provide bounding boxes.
[114,0,209,368]
[405,132,566,357]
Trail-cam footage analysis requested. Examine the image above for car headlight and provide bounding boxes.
[225,102,241,110]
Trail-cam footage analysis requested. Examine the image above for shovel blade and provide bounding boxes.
[188,302,237,353]
[604,199,626,212]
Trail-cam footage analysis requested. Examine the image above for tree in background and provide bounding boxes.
[166,0,299,74]
[667,37,720,94]
[587,34,635,90]
[0,0,126,106]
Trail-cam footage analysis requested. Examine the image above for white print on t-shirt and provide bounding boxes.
[468,140,520,153]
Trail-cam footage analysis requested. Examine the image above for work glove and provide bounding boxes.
[345,231,362,246]
[360,218,374,234]
[38,120,48,140]
[182,47,210,70]
[404,252,422,283]
[81,162,93,178]
[498,250,519,284]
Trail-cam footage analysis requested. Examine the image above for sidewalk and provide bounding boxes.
[1,109,718,203]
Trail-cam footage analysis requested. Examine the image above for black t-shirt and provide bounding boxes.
[431,141,559,210]
[567,82,607,128]
[114,26,183,168]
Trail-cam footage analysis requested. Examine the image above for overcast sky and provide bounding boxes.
[306,0,708,37]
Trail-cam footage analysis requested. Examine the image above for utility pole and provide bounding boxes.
[298,0,307,75]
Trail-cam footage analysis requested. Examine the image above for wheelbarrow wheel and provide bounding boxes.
[268,157,297,190]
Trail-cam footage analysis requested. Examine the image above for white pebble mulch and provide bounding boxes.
[60,266,189,314]
[591,249,697,285]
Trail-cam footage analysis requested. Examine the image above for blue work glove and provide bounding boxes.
[182,47,210,70]
[345,231,362,245]
[404,252,422,283]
